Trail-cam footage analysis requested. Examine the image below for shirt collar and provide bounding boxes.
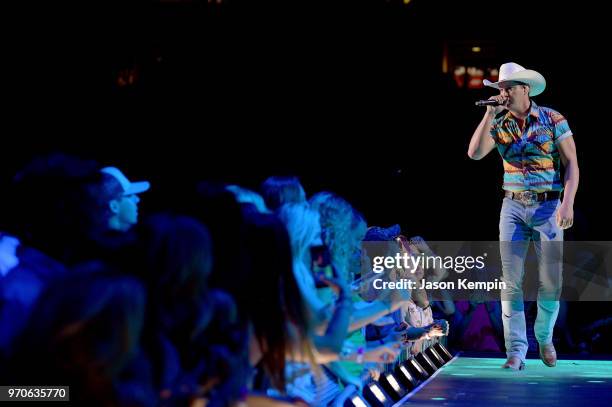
[502,100,540,123]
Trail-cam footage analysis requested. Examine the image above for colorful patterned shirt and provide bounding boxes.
[490,101,573,192]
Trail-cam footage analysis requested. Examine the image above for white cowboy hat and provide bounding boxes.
[483,62,546,96]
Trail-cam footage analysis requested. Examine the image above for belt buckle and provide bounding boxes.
[520,191,537,205]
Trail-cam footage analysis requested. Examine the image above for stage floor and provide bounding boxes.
[398,357,612,406]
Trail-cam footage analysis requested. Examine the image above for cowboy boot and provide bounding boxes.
[502,355,525,370]
[539,343,557,367]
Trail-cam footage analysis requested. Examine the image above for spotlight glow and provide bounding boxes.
[370,384,386,402]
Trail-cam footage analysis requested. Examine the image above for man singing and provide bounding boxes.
[468,62,579,370]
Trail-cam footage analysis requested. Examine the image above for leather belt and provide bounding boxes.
[504,190,561,206]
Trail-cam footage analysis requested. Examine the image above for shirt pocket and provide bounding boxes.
[532,130,554,154]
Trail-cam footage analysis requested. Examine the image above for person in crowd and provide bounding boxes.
[100,166,150,232]
[261,176,307,212]
[136,213,245,406]
[1,264,151,405]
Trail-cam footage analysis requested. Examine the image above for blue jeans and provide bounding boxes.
[499,197,563,361]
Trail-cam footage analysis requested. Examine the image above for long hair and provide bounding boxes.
[309,191,363,281]
[172,184,313,391]
[138,213,247,406]
[260,176,306,211]
[140,214,215,339]
[278,202,320,262]
[242,212,314,391]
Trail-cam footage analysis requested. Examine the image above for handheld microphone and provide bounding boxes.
[475,99,501,107]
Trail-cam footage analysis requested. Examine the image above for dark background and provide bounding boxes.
[3,0,608,241]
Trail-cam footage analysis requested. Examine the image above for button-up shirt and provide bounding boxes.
[490,101,573,192]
